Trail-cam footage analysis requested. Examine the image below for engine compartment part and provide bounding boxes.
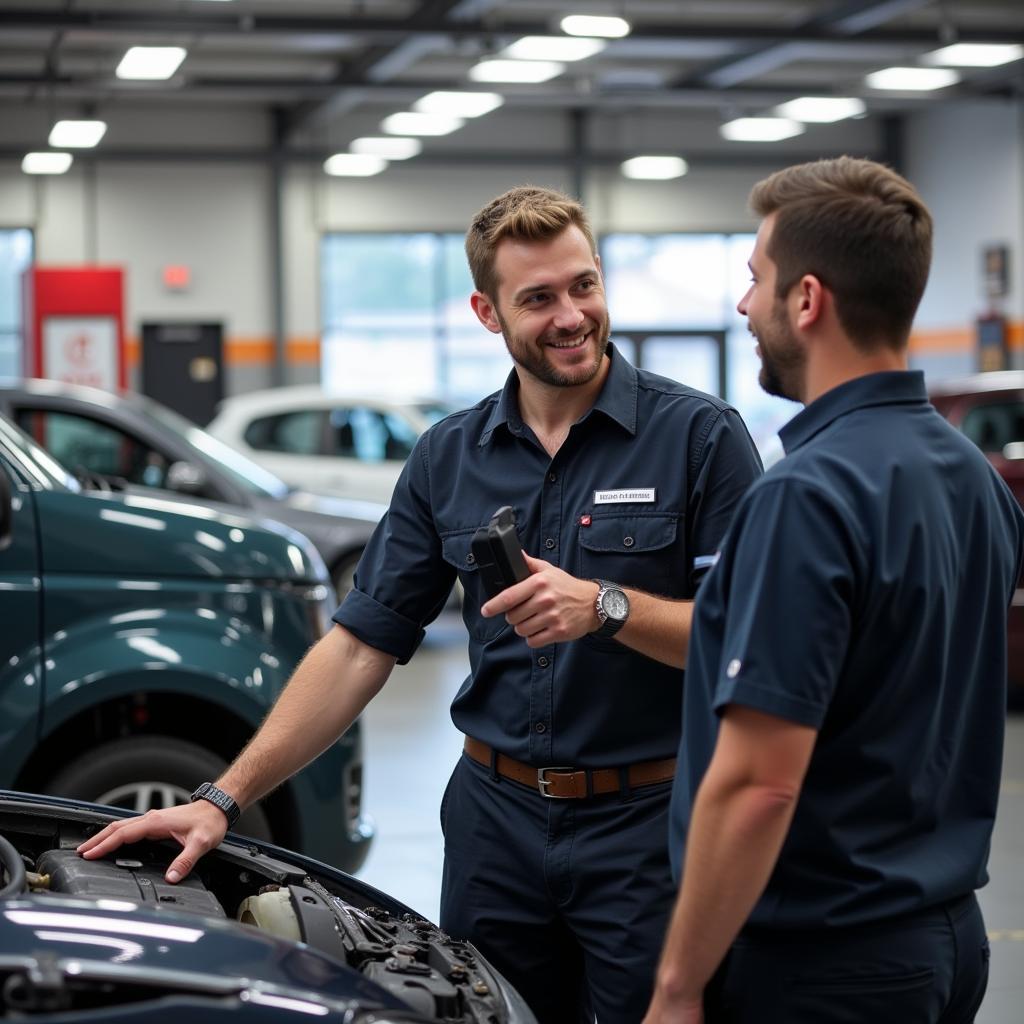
[0,797,533,1023]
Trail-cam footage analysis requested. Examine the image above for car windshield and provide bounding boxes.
[415,401,459,426]
[132,396,291,499]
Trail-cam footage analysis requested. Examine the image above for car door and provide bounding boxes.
[0,447,44,786]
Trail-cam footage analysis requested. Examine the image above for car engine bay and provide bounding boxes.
[0,797,532,1022]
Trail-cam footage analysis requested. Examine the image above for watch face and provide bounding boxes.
[601,588,629,621]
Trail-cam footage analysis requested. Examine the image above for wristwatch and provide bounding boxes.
[592,580,630,639]
[190,782,241,829]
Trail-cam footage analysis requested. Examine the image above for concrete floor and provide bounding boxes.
[354,616,1024,1021]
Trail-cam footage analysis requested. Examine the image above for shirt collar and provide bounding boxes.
[779,370,928,455]
[478,342,639,446]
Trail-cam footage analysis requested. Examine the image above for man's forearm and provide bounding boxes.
[218,624,395,808]
[617,591,693,668]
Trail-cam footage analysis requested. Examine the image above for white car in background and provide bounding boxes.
[207,386,457,504]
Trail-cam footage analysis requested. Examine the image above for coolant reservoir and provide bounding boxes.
[237,888,302,942]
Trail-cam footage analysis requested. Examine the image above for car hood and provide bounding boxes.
[0,792,535,1023]
[35,488,328,584]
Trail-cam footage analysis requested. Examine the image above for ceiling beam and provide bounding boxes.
[0,9,1021,47]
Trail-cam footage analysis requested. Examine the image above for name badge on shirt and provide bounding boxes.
[593,488,657,504]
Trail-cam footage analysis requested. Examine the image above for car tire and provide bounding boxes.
[330,550,363,603]
[45,736,273,841]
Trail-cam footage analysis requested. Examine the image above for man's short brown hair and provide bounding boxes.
[466,186,597,299]
[750,156,933,350]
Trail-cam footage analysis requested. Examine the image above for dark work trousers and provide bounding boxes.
[439,752,676,1024]
[705,892,989,1023]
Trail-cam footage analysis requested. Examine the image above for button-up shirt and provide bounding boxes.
[671,371,1024,926]
[336,345,762,767]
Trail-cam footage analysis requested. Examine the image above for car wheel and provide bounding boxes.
[45,736,272,841]
[330,550,363,603]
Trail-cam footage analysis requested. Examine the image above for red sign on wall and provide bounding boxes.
[22,267,126,390]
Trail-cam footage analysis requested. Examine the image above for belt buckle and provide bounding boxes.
[537,766,575,799]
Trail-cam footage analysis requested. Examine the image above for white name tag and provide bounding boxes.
[593,488,657,504]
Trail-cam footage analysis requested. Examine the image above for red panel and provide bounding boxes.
[22,267,126,389]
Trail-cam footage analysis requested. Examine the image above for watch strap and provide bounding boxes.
[190,782,241,829]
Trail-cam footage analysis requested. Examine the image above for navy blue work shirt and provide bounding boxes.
[670,370,1024,927]
[335,345,763,767]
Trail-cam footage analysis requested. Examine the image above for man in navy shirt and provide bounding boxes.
[82,186,762,1022]
[644,158,1024,1024]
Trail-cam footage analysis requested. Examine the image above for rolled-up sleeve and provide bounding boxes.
[333,429,457,664]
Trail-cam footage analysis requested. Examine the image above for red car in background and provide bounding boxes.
[929,371,1024,699]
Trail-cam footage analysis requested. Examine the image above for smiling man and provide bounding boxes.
[644,158,1024,1024]
[79,186,762,1023]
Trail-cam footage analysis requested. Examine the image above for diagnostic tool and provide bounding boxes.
[471,506,529,599]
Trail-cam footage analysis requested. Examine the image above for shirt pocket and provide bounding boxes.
[441,527,512,643]
[576,513,684,597]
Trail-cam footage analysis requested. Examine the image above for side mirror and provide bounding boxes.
[165,461,207,495]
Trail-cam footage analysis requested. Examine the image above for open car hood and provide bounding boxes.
[0,792,535,1023]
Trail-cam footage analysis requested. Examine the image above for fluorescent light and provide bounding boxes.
[22,152,73,175]
[561,15,630,39]
[469,60,564,83]
[923,43,1024,67]
[380,112,464,136]
[865,66,960,90]
[503,36,606,62]
[621,155,688,180]
[413,91,504,118]
[720,117,804,142]
[349,136,422,160]
[774,97,866,122]
[48,119,107,148]
[116,46,187,81]
[323,153,387,177]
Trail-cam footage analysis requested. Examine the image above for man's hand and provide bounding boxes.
[76,800,229,884]
[480,553,598,647]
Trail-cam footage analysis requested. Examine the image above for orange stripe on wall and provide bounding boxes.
[910,321,1024,355]
[125,335,322,369]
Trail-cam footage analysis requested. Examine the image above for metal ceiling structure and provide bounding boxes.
[1,0,1022,168]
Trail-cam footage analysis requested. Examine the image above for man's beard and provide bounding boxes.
[496,309,611,389]
[755,304,804,402]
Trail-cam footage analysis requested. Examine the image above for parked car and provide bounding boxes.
[0,790,535,1022]
[0,411,371,871]
[929,370,1024,696]
[0,379,388,599]
[207,386,457,503]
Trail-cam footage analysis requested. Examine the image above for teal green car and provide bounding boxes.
[0,413,371,873]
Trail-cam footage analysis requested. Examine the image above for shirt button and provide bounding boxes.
[548,472,557,483]
[538,656,549,667]
[535,722,547,733]
[466,552,476,564]
[545,538,556,550]
[623,536,635,548]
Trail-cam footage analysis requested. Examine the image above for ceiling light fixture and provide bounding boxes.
[922,43,1024,67]
[413,91,504,118]
[621,156,688,180]
[561,15,631,39]
[865,67,960,90]
[380,112,464,136]
[720,117,804,142]
[116,46,187,80]
[774,97,866,122]
[22,152,73,175]
[48,119,108,148]
[503,36,606,62]
[469,60,565,83]
[349,137,422,160]
[323,153,388,177]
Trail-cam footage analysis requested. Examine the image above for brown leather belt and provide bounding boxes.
[464,737,676,799]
